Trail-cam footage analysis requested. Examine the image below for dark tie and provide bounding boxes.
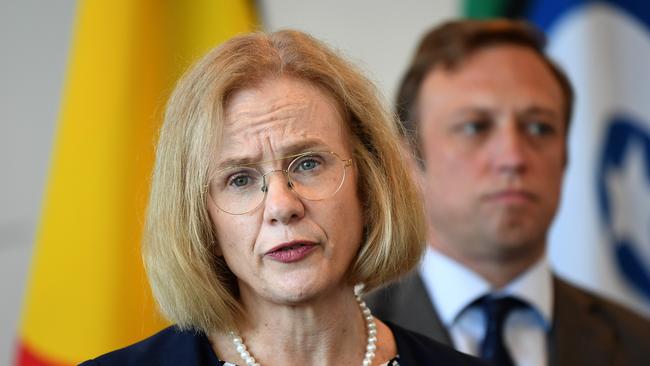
[476,296,526,366]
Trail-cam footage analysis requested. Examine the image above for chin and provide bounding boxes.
[484,229,543,260]
[265,286,325,306]
[490,208,538,231]
[262,272,337,305]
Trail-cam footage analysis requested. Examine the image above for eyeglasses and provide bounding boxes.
[208,151,353,215]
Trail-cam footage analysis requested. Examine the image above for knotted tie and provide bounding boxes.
[476,296,526,366]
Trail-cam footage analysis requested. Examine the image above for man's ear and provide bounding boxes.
[399,137,426,194]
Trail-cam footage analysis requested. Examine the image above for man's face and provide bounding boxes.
[417,45,566,265]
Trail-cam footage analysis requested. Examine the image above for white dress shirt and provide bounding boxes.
[419,247,552,366]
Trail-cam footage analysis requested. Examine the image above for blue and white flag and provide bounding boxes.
[529,0,650,316]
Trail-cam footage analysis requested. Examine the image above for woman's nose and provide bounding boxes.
[262,171,305,225]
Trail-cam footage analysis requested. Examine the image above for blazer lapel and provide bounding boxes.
[550,277,616,366]
[391,272,453,345]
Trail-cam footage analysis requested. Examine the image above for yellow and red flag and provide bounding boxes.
[16,1,256,365]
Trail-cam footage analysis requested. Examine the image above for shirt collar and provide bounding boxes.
[498,254,553,329]
[419,247,553,329]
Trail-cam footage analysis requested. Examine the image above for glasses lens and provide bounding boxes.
[288,152,347,201]
[209,152,349,215]
[209,166,264,215]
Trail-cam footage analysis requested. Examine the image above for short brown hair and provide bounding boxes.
[144,30,426,333]
[396,19,574,158]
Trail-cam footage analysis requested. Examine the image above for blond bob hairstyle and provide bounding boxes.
[144,30,426,333]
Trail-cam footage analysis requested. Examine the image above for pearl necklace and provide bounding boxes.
[229,292,378,366]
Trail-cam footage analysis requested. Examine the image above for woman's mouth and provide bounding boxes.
[265,241,318,263]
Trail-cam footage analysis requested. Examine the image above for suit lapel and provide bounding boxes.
[550,277,616,366]
[392,273,453,345]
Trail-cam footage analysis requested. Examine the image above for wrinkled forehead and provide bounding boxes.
[211,76,354,167]
[222,76,349,124]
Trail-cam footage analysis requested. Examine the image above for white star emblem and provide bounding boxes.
[605,138,650,266]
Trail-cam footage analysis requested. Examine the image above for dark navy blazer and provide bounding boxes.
[80,321,485,365]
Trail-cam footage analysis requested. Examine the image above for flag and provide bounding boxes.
[16,1,257,365]
[528,0,650,317]
[464,0,650,316]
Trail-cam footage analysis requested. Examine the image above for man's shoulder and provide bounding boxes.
[554,277,650,334]
[79,326,217,366]
[552,277,650,364]
[387,321,486,366]
[366,271,425,311]
[366,271,451,343]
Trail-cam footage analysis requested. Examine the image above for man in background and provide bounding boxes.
[367,19,650,366]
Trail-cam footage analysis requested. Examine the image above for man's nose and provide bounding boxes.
[492,121,528,176]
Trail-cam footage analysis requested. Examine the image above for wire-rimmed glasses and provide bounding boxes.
[208,151,353,215]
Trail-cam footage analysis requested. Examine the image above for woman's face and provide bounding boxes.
[207,76,364,306]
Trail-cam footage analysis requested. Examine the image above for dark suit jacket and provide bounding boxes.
[79,321,486,366]
[366,272,650,366]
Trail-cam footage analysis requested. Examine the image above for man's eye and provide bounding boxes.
[459,121,489,136]
[526,121,555,136]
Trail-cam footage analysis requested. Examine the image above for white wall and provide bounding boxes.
[260,0,456,102]
[0,1,456,364]
[0,1,76,364]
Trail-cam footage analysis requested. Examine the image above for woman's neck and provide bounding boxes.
[210,285,395,366]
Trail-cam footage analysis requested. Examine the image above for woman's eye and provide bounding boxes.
[294,155,323,173]
[298,159,318,171]
[228,173,253,188]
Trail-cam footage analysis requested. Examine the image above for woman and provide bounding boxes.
[80,30,482,365]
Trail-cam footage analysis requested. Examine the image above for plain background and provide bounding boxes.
[0,1,457,364]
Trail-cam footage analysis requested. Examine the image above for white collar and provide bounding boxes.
[419,247,553,329]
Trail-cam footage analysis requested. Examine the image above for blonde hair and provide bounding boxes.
[144,30,426,333]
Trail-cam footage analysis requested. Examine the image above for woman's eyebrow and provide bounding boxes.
[215,138,330,169]
[280,139,329,156]
[215,156,259,170]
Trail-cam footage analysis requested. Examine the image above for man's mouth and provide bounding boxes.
[484,190,536,204]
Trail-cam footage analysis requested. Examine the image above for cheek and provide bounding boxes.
[422,149,482,219]
[539,145,566,184]
[542,159,565,201]
[328,185,364,252]
[214,217,261,281]
[424,149,475,193]
[210,209,260,258]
